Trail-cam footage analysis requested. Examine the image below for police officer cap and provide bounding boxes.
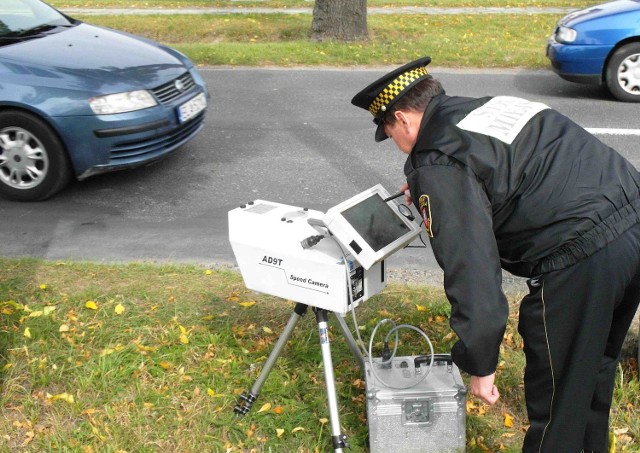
[351,56,432,142]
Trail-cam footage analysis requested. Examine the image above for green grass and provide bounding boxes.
[49,0,597,9]
[1,258,638,451]
[68,13,561,68]
[43,0,597,69]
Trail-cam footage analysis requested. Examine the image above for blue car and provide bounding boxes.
[546,0,640,102]
[0,0,208,201]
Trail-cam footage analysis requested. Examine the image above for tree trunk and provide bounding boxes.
[311,0,368,42]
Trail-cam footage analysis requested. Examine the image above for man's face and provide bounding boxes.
[383,110,421,154]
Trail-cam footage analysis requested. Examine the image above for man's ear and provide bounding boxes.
[394,110,410,128]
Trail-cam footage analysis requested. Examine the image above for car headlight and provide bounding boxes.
[555,25,577,43]
[89,90,158,115]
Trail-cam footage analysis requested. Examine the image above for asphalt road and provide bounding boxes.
[1,68,639,288]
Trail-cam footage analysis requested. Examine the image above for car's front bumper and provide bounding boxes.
[546,36,611,85]
[51,79,208,180]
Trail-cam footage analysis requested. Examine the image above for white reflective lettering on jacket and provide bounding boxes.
[456,96,549,144]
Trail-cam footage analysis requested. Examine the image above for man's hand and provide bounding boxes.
[469,373,500,405]
[399,182,412,205]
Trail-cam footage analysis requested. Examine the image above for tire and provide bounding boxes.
[605,42,640,102]
[0,110,71,201]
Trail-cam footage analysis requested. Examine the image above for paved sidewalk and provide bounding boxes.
[63,6,575,16]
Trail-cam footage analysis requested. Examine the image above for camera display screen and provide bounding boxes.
[341,194,411,252]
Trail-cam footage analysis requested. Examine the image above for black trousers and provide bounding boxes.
[518,223,640,453]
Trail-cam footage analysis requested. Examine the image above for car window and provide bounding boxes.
[0,0,72,37]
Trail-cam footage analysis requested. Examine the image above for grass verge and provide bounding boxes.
[72,13,561,68]
[50,1,597,9]
[1,257,638,451]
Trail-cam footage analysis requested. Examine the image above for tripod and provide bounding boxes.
[234,302,365,452]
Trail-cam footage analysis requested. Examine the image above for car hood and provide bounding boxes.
[0,23,189,91]
[561,0,640,26]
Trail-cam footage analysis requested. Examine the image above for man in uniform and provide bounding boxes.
[351,56,640,452]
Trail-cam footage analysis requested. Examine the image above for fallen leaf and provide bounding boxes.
[263,326,273,334]
[47,392,74,404]
[257,403,271,413]
[114,304,125,315]
[276,428,285,438]
[85,301,98,310]
[59,324,70,332]
[239,301,256,308]
[292,427,305,433]
[179,334,189,344]
[319,418,328,425]
[24,327,31,339]
[415,304,428,312]
[273,406,284,414]
[504,413,514,428]
[158,361,172,370]
[207,388,224,398]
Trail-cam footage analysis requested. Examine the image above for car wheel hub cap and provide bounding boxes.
[0,127,49,189]
[617,53,640,96]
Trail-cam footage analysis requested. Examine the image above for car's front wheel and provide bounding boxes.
[606,42,640,102]
[0,110,71,201]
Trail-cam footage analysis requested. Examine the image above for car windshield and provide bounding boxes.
[0,0,75,40]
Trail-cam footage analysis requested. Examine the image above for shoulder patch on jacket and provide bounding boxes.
[456,96,549,144]
[419,194,434,238]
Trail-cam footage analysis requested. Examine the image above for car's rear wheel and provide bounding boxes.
[606,42,640,102]
[0,110,71,201]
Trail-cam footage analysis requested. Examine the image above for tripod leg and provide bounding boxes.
[234,303,308,415]
[315,308,349,452]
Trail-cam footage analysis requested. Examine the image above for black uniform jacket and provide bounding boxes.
[404,93,640,377]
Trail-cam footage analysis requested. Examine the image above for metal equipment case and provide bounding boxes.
[365,354,466,453]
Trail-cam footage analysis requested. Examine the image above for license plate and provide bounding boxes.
[177,92,207,123]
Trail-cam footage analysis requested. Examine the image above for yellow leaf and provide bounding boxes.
[276,428,285,438]
[239,301,256,308]
[158,361,172,370]
[179,334,190,344]
[59,324,70,332]
[85,301,98,310]
[415,304,428,312]
[43,306,56,316]
[205,269,212,275]
[609,432,616,453]
[23,327,31,339]
[292,426,305,433]
[434,315,447,323]
[263,326,273,334]
[257,403,271,413]
[29,311,43,318]
[39,284,47,290]
[207,388,224,398]
[114,304,125,315]
[48,392,74,404]
[319,418,328,425]
[504,413,514,428]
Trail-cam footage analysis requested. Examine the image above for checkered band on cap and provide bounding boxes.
[368,66,429,117]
